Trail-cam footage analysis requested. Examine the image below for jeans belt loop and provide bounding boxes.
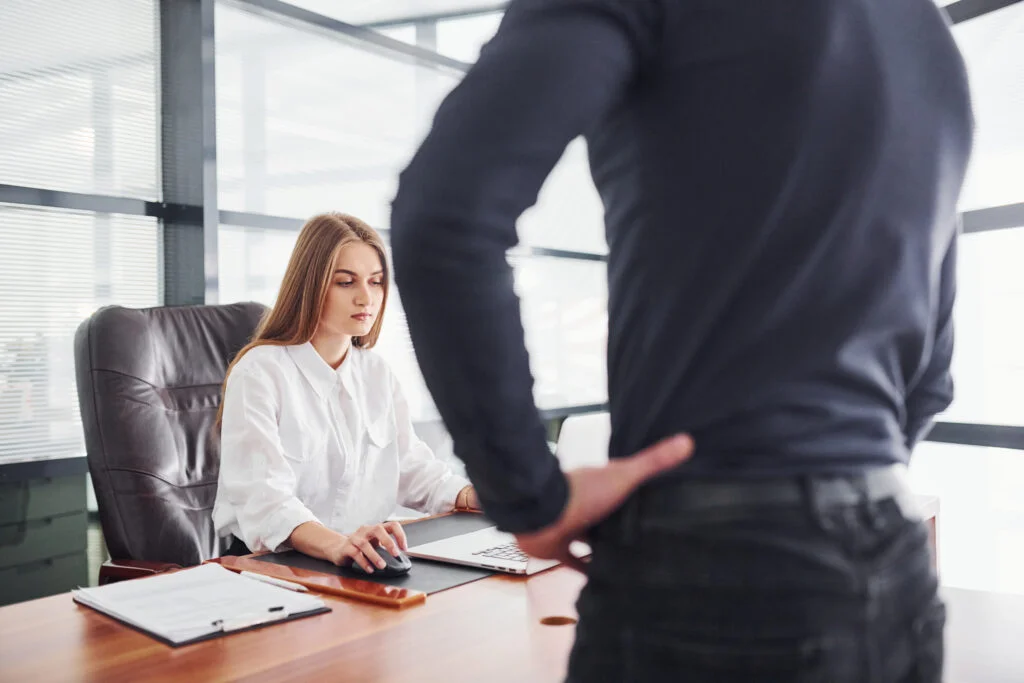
[854,471,887,529]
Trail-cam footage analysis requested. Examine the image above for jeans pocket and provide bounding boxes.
[907,597,946,683]
[629,629,856,683]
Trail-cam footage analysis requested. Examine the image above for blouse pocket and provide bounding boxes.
[358,414,400,521]
[366,415,396,452]
[277,414,325,465]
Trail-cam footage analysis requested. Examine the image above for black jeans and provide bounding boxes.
[567,473,944,682]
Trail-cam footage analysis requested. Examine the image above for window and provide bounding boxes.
[0,0,161,465]
[511,255,608,410]
[518,139,607,255]
[910,441,1024,594]
[953,3,1024,212]
[936,4,1024,427]
[215,3,459,223]
[377,11,504,65]
[0,205,160,462]
[914,2,1024,596]
[434,12,504,63]
[944,228,1024,426]
[0,0,159,198]
[215,2,608,418]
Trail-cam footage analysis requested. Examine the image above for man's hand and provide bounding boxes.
[515,435,695,572]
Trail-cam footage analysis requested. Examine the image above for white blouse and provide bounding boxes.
[213,342,469,552]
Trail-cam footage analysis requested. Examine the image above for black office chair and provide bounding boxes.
[74,302,266,583]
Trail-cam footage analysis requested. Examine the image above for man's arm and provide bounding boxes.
[390,0,660,533]
[905,235,957,449]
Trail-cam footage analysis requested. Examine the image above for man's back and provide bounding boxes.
[591,0,974,470]
[391,0,973,530]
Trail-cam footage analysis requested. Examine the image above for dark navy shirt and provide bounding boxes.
[391,0,974,532]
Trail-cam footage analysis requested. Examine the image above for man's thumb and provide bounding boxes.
[624,434,694,484]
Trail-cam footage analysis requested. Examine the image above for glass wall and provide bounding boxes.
[214,1,608,423]
[917,1,1024,594]
[945,227,1024,426]
[214,3,457,222]
[0,0,161,465]
[0,0,159,198]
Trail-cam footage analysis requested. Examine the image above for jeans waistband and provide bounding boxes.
[597,464,921,541]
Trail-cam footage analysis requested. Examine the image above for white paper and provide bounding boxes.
[73,563,326,645]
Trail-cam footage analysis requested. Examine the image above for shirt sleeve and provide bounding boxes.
[217,363,319,552]
[905,235,957,450]
[391,372,470,515]
[390,0,660,532]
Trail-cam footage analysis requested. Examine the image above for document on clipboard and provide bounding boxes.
[72,563,330,647]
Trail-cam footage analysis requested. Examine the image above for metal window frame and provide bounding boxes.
[223,0,473,73]
[946,0,1024,24]
[159,0,221,306]
[361,3,509,30]
[927,422,1024,450]
[3,0,1023,453]
[962,202,1024,234]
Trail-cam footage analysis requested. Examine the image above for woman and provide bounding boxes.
[213,212,479,574]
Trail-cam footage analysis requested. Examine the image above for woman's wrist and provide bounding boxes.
[455,485,478,511]
[327,533,350,564]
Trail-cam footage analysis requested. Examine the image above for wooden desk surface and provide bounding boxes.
[0,565,585,683]
[0,567,1020,683]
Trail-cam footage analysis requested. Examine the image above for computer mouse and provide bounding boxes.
[349,546,412,578]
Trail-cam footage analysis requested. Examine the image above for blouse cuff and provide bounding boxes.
[260,501,320,553]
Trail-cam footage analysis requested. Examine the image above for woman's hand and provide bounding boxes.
[328,521,409,573]
[455,485,482,512]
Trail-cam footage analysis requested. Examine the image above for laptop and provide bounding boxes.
[406,414,608,575]
[407,526,563,575]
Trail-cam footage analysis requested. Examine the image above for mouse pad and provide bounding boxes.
[257,513,500,595]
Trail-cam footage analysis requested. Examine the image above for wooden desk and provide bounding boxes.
[0,562,1021,683]
[0,565,584,683]
[919,494,940,569]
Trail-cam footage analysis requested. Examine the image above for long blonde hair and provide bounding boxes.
[216,212,390,426]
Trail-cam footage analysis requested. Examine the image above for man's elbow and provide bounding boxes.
[930,372,955,416]
[906,374,954,442]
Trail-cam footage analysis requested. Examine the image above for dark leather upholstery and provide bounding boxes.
[74,303,266,567]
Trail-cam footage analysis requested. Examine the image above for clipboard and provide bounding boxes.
[72,563,331,647]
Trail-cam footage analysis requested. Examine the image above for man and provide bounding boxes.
[391,0,972,680]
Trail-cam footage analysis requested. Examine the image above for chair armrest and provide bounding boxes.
[98,559,182,585]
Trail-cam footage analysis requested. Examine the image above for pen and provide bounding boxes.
[240,570,309,593]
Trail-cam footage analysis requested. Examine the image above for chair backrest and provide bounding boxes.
[74,302,267,566]
[555,412,611,470]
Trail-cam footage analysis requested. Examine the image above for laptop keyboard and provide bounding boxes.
[472,543,529,564]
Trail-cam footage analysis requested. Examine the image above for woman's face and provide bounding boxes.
[319,241,385,341]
